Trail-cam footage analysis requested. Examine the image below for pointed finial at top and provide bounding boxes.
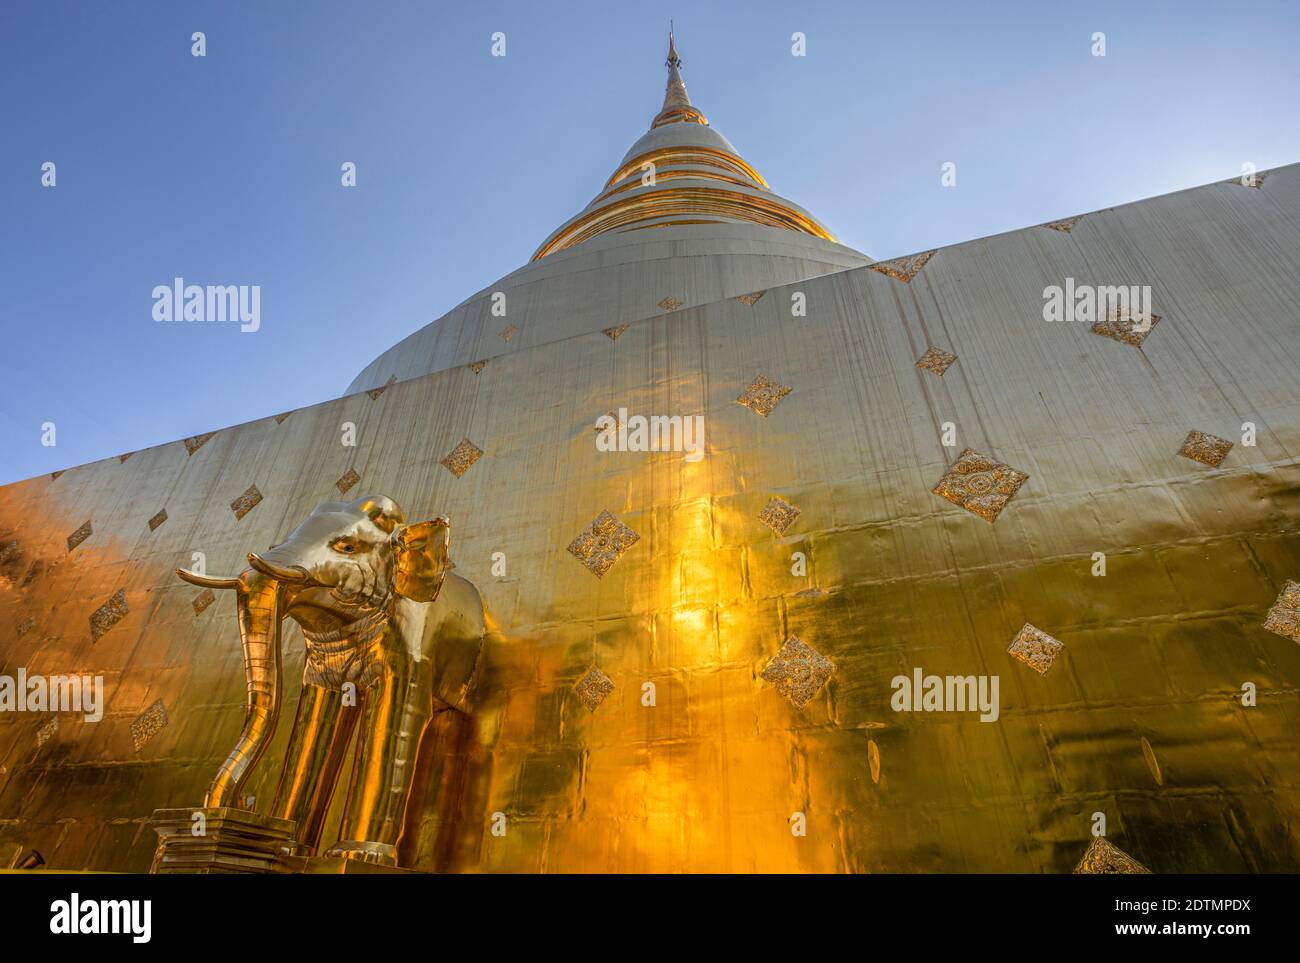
[655,24,701,125]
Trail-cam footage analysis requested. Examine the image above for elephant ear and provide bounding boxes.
[393,516,451,603]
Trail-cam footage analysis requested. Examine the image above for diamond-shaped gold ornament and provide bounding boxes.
[231,485,263,520]
[657,296,683,312]
[1073,837,1150,874]
[131,699,168,752]
[736,375,792,418]
[1091,306,1161,347]
[574,666,615,712]
[440,439,484,478]
[567,511,639,578]
[761,637,834,708]
[915,346,957,376]
[931,448,1028,523]
[90,589,129,642]
[1178,430,1232,468]
[193,589,216,616]
[183,432,216,455]
[66,520,93,553]
[1225,172,1267,189]
[1007,623,1064,675]
[36,717,58,747]
[758,496,801,535]
[1263,580,1300,644]
[367,375,397,400]
[869,250,935,282]
[1042,215,1084,233]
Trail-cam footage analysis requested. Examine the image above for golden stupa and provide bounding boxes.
[1,35,1299,874]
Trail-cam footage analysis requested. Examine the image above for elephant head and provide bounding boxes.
[176,495,450,809]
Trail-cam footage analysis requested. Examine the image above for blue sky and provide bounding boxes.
[2,0,1298,484]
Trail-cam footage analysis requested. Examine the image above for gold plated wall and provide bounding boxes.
[2,167,1299,872]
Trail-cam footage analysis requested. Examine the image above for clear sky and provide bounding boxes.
[2,0,1298,485]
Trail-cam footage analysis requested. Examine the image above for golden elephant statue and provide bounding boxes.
[176,494,486,867]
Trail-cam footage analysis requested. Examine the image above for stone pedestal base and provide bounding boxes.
[149,808,298,874]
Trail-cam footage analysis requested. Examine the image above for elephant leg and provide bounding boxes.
[331,666,435,864]
[271,684,359,855]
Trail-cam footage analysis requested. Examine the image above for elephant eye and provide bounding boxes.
[331,538,359,555]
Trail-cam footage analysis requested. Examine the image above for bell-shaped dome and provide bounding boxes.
[345,33,868,394]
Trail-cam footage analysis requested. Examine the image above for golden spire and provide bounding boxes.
[653,27,708,128]
[530,30,840,260]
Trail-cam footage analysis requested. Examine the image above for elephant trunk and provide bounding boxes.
[203,569,285,808]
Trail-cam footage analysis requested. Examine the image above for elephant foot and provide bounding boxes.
[325,840,398,866]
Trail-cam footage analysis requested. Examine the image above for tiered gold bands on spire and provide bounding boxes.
[531,32,837,261]
[606,146,769,192]
[533,186,836,260]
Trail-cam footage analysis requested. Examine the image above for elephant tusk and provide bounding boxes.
[175,568,241,589]
[247,553,309,581]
